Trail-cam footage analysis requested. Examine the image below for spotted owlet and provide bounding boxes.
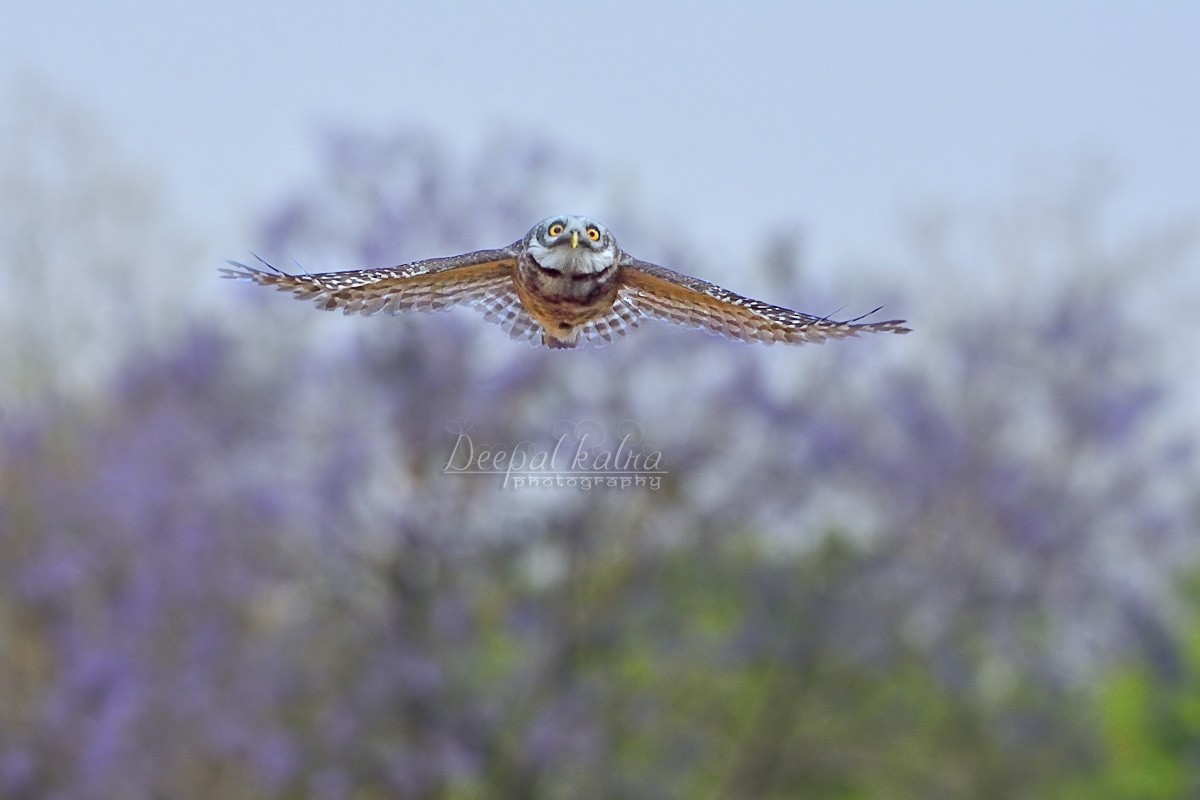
[223,215,910,348]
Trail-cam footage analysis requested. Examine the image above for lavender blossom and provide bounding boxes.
[0,126,1195,798]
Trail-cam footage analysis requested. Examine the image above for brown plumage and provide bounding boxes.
[222,215,910,349]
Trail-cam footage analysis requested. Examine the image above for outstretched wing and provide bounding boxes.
[222,244,522,318]
[617,256,911,345]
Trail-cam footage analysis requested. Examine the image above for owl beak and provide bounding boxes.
[570,230,579,249]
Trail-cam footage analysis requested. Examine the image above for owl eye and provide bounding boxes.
[548,222,565,237]
[586,226,601,242]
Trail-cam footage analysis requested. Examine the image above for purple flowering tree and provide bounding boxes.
[0,123,1196,798]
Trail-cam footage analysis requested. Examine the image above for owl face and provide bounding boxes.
[525,215,619,277]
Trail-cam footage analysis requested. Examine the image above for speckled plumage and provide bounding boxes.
[222,215,911,348]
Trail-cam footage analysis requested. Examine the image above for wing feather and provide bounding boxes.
[573,293,643,347]
[618,257,910,345]
[476,283,548,346]
[222,244,521,317]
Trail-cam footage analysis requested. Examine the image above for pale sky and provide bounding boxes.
[4,1,1198,276]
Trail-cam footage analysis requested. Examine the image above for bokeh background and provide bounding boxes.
[3,3,1199,797]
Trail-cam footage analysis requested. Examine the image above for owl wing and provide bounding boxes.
[222,244,543,341]
[617,256,910,345]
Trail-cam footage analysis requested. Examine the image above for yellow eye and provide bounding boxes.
[548,223,565,237]
[587,227,601,242]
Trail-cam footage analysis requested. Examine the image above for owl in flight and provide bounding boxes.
[223,215,910,348]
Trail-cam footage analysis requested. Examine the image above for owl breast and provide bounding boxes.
[516,250,621,344]
[519,246,618,300]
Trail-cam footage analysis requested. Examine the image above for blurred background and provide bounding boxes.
[2,2,1199,797]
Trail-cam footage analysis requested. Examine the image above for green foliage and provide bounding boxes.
[1057,575,1200,799]
[491,534,1082,799]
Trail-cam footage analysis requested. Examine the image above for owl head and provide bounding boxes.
[524,215,619,276]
